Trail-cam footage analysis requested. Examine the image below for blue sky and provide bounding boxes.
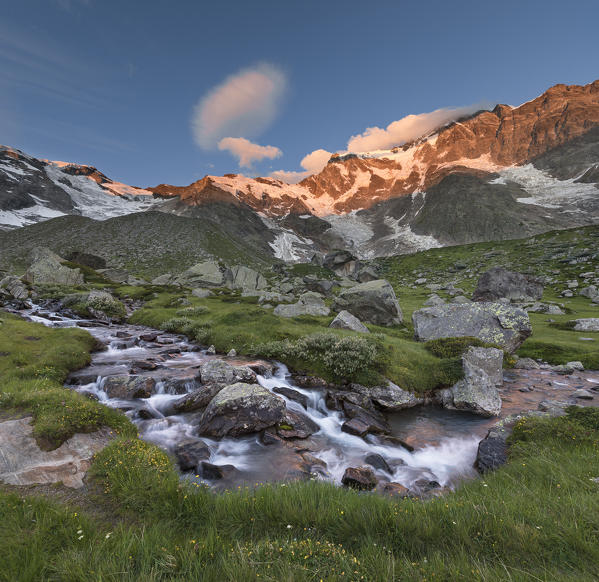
[1,0,598,187]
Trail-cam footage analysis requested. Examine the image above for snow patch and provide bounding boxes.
[269,232,312,262]
[497,164,599,208]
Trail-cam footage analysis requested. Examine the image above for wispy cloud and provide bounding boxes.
[0,21,121,110]
[218,137,281,168]
[192,63,287,149]
[346,103,490,152]
[271,149,331,183]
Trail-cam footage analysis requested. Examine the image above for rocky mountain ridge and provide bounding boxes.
[1,80,598,261]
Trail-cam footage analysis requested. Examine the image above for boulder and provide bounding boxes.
[276,410,319,439]
[0,417,114,488]
[424,294,445,307]
[472,267,543,302]
[438,348,503,417]
[329,310,370,333]
[571,318,599,332]
[176,261,224,288]
[198,383,286,437]
[0,276,28,300]
[97,268,130,284]
[152,274,174,286]
[199,461,238,480]
[412,302,532,352]
[30,247,63,263]
[364,453,392,473]
[165,385,222,414]
[272,386,309,408]
[66,252,106,270]
[377,481,409,498]
[332,279,402,326]
[513,357,540,370]
[224,265,267,293]
[355,266,379,283]
[341,466,377,490]
[102,376,156,399]
[323,250,358,277]
[174,439,210,471]
[461,346,504,386]
[354,382,424,411]
[303,276,339,295]
[191,288,213,298]
[24,253,84,286]
[199,359,256,385]
[274,292,330,317]
[579,285,598,299]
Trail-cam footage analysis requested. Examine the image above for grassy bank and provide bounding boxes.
[1,407,599,580]
[129,291,462,392]
[0,313,135,448]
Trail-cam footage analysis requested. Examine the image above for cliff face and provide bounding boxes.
[149,80,599,217]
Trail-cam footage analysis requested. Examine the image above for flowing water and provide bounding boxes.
[18,304,599,493]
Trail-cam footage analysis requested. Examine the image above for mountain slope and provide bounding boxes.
[0,146,157,231]
[150,80,599,217]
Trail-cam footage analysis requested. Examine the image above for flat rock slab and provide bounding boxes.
[0,417,114,489]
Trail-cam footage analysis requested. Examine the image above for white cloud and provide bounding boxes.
[346,103,489,153]
[271,148,332,183]
[218,137,282,168]
[192,63,286,149]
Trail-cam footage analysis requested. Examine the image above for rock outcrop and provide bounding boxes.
[438,347,503,417]
[274,292,330,317]
[199,383,286,437]
[472,267,543,302]
[329,310,370,333]
[412,302,532,352]
[0,417,114,488]
[332,279,402,326]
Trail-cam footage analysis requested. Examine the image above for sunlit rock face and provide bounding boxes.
[150,80,599,216]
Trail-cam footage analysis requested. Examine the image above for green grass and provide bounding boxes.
[2,408,599,580]
[0,313,135,448]
[129,292,462,392]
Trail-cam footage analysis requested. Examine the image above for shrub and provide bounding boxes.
[253,332,384,383]
[425,336,497,358]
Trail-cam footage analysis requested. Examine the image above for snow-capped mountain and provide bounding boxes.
[0,146,156,231]
[151,80,599,217]
[1,80,598,262]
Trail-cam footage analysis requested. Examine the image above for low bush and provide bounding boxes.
[425,336,496,358]
[253,332,385,384]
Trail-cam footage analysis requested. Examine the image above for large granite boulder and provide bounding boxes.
[571,318,599,332]
[102,376,156,399]
[0,417,114,488]
[198,383,286,437]
[199,359,256,385]
[329,310,370,333]
[164,384,223,415]
[176,261,224,288]
[274,292,330,317]
[412,302,531,352]
[0,275,28,300]
[350,381,423,411]
[472,267,543,302]
[341,466,378,490]
[24,251,84,286]
[224,265,267,293]
[332,279,402,326]
[438,347,503,417]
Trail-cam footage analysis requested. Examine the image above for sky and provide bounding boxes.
[1,0,598,187]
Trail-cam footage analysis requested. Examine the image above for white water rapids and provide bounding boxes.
[23,305,485,491]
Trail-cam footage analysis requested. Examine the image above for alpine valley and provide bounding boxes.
[1,79,599,274]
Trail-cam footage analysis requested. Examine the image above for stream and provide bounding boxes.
[18,304,599,494]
